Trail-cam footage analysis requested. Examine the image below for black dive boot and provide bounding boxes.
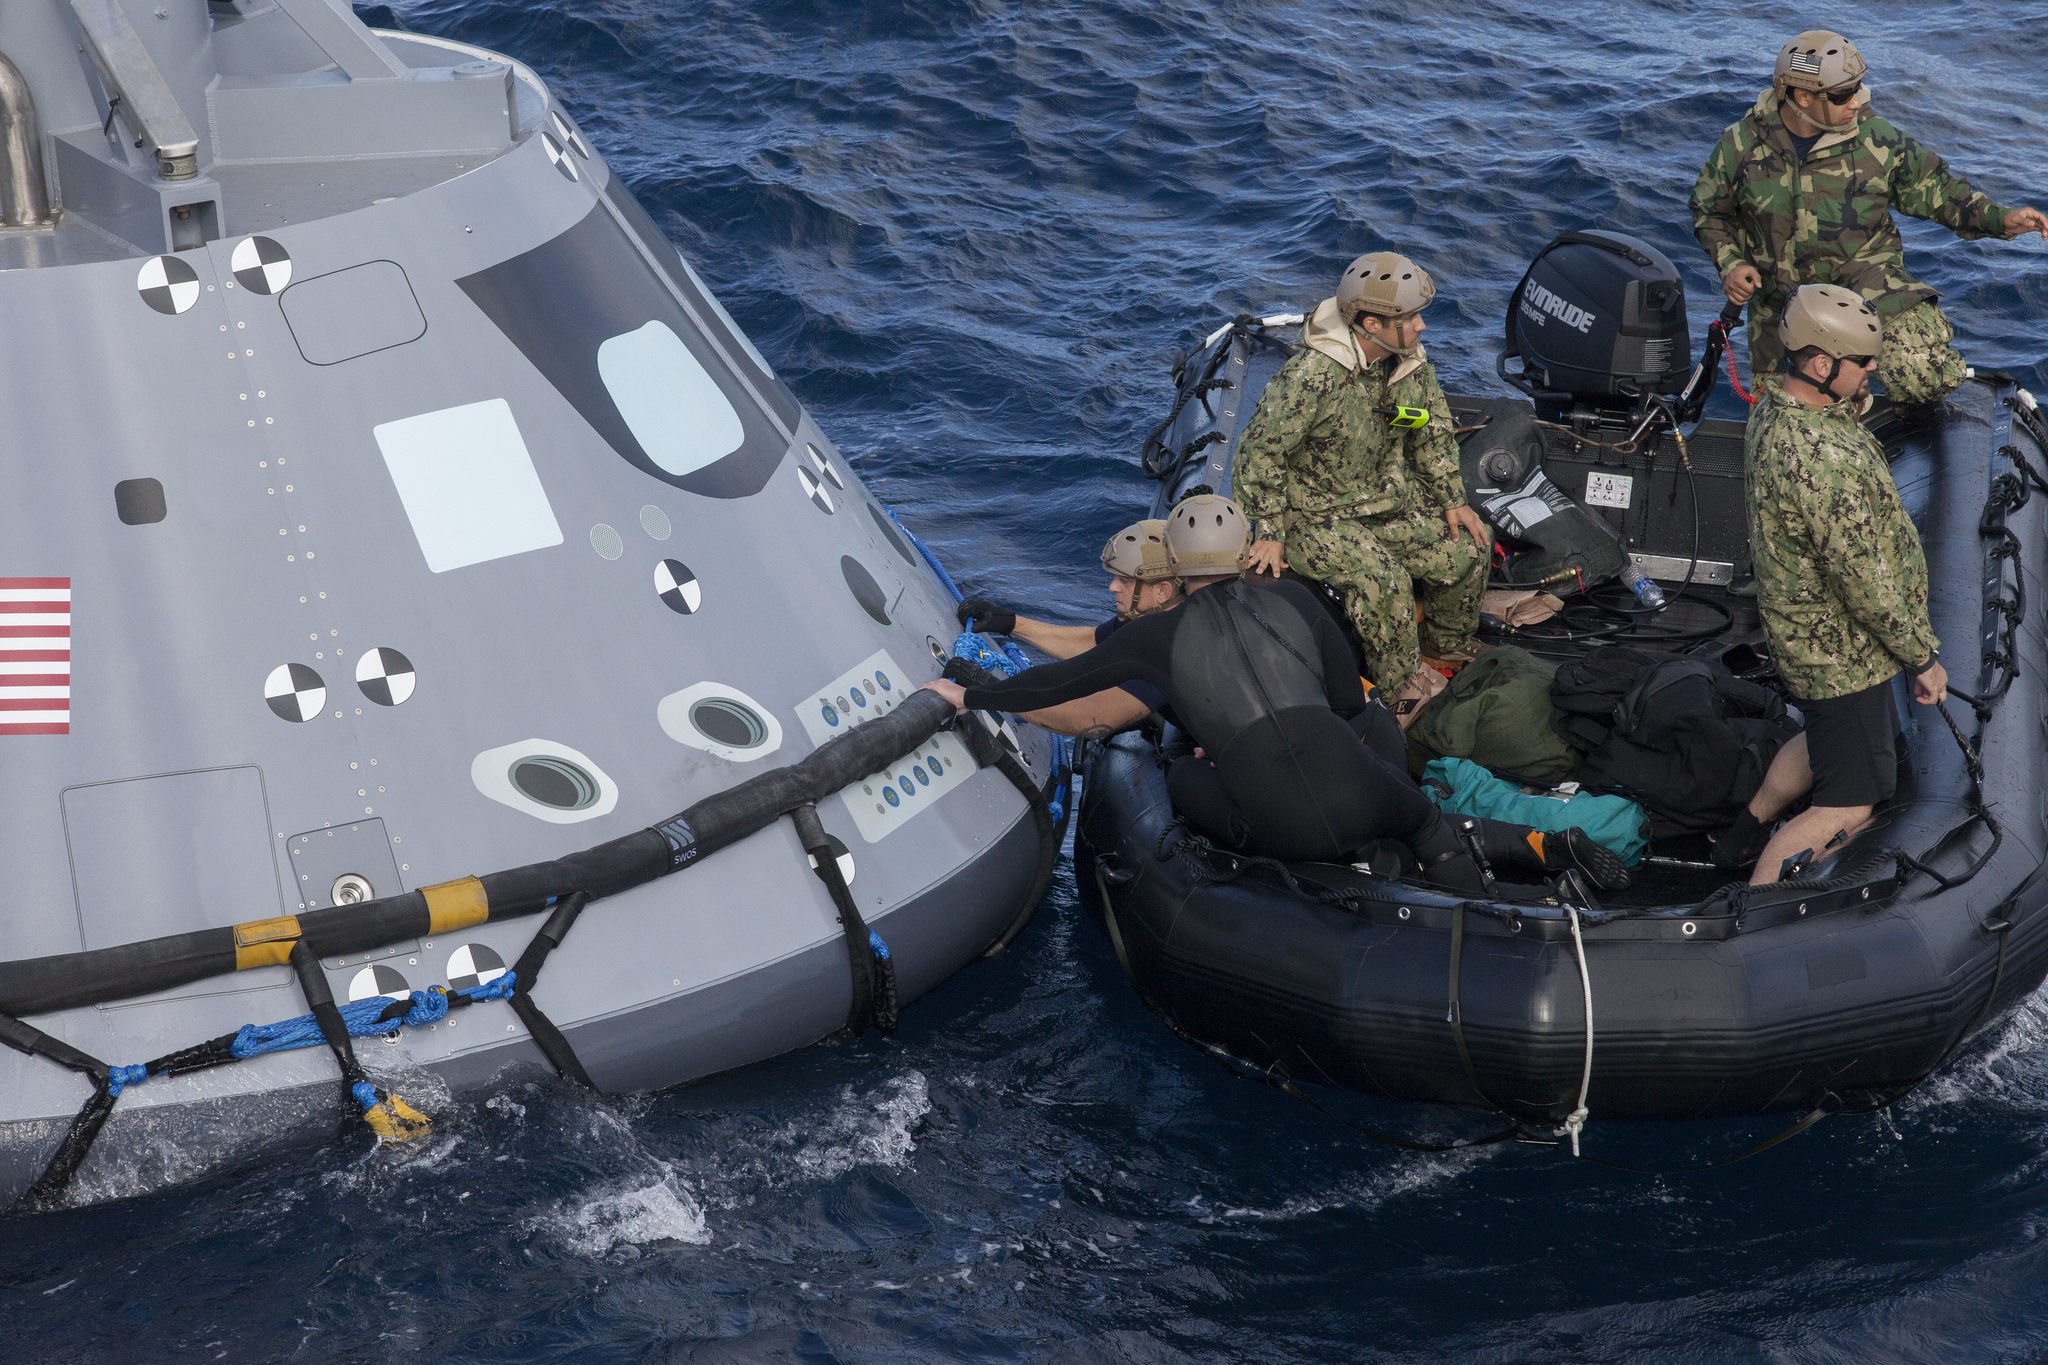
[1410,812,1494,895]
[1470,817,1631,892]
[1711,809,1770,873]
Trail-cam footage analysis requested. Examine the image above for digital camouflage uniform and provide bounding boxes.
[1744,374,1937,701]
[1234,298,1484,688]
[1691,90,2012,403]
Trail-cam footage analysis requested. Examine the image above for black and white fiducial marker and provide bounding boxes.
[542,132,579,182]
[806,444,845,490]
[806,834,856,886]
[229,236,293,294]
[654,559,702,614]
[263,662,325,722]
[796,464,835,514]
[549,110,590,159]
[348,964,411,1003]
[136,255,201,315]
[445,943,507,992]
[355,646,416,706]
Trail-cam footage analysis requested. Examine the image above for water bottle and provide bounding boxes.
[1619,561,1666,610]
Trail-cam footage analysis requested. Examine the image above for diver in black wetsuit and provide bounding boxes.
[923,494,1627,891]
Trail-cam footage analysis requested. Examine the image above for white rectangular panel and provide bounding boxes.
[795,649,974,843]
[374,398,564,573]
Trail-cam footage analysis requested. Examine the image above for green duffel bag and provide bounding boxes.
[1420,756,1650,867]
[1405,645,1581,782]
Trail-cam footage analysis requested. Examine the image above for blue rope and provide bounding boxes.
[106,1064,148,1098]
[868,929,891,961]
[351,1080,380,1112]
[230,982,475,1060]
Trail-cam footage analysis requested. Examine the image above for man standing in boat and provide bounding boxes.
[1718,285,1946,884]
[1233,252,1490,695]
[1691,29,2047,406]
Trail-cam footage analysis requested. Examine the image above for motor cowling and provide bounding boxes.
[1500,230,1693,422]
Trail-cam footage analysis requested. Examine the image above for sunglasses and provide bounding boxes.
[1824,83,1863,106]
[1842,355,1878,367]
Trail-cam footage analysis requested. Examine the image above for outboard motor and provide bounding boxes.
[1459,398,1627,591]
[1498,230,1719,427]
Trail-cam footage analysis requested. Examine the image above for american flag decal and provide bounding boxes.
[1788,49,1823,74]
[0,578,71,735]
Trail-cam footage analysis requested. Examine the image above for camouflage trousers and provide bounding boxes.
[1285,507,1486,689]
[1748,299,1967,404]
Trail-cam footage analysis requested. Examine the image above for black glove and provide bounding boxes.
[942,657,1001,689]
[955,597,1017,636]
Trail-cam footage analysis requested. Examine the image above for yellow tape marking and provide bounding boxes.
[233,914,303,970]
[422,876,489,935]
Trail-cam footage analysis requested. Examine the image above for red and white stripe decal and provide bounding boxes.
[0,577,71,735]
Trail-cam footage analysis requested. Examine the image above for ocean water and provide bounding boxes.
[8,2,2048,1359]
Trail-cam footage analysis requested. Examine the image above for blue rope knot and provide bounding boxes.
[106,1064,148,1098]
[461,971,519,1003]
[351,1080,380,1112]
[401,989,449,1027]
[868,929,891,961]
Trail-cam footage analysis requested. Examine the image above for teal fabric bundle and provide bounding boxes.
[1420,756,1651,866]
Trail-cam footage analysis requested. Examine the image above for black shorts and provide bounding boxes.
[1797,677,1902,808]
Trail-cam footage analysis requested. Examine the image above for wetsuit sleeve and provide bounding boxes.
[1407,365,1466,515]
[963,610,1177,713]
[1886,130,2010,239]
[1689,122,1755,278]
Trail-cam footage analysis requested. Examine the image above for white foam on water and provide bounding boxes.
[789,1070,931,1182]
[543,1168,711,1256]
[1217,1144,1499,1222]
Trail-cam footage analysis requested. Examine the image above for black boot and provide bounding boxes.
[1471,817,1631,892]
[1410,812,1492,895]
[1712,809,1770,873]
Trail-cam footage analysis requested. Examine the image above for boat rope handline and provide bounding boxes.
[1559,903,1593,1157]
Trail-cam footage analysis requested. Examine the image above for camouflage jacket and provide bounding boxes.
[1745,375,1937,700]
[1234,297,1465,544]
[1690,90,2011,316]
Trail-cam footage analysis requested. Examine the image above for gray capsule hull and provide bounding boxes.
[0,8,1052,1206]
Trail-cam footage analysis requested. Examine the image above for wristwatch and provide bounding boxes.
[1906,651,1941,676]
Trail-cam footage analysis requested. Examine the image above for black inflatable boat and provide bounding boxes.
[1079,237,2048,1127]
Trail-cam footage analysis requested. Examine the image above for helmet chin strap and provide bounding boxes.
[1119,581,1185,620]
[1354,318,1420,363]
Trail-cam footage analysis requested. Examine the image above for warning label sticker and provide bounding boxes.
[1585,472,1633,509]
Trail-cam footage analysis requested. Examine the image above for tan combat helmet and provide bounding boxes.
[1100,519,1175,581]
[1778,283,1882,360]
[1336,251,1436,325]
[1163,494,1251,576]
[1774,30,1866,97]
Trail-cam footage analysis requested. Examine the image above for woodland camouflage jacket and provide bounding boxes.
[1234,298,1465,543]
[1690,90,2010,317]
[1745,376,1937,700]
